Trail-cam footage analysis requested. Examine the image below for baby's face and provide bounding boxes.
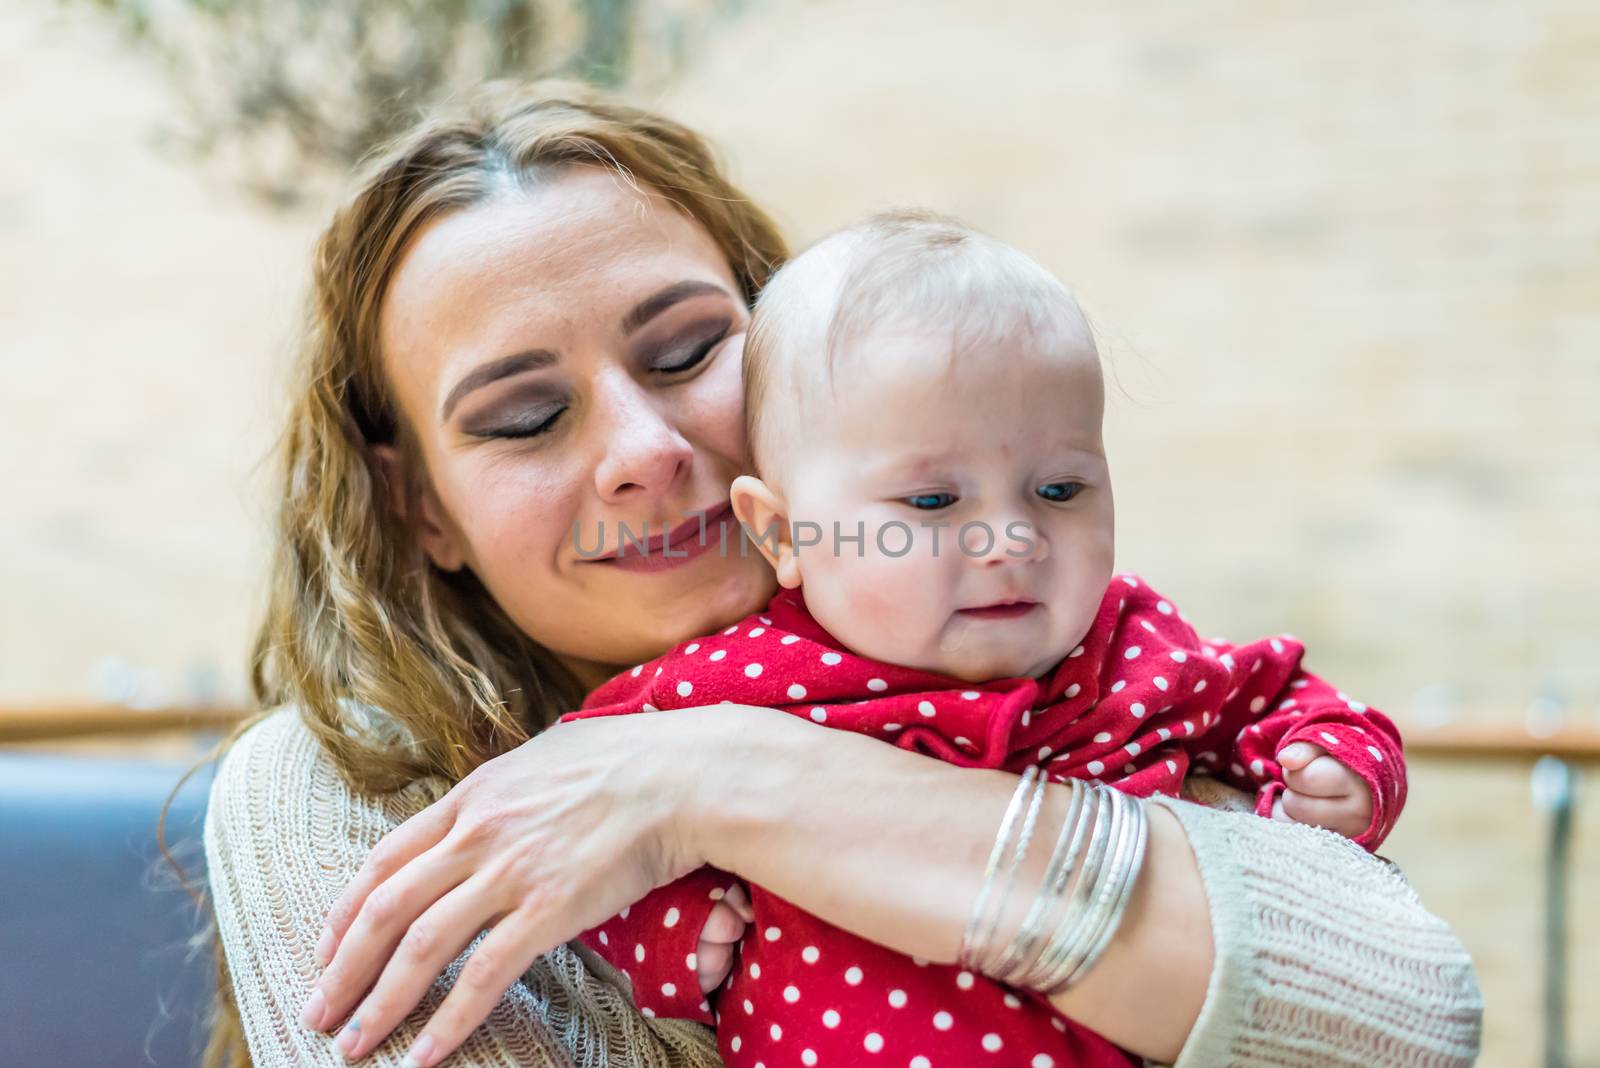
[778,324,1113,682]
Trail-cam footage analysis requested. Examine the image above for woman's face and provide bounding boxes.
[375,166,778,690]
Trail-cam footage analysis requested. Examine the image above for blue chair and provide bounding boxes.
[0,751,217,1067]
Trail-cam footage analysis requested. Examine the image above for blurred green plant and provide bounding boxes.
[78,0,745,205]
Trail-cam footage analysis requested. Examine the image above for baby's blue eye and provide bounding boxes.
[1038,482,1084,502]
[904,493,956,510]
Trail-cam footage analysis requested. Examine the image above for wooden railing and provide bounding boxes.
[5,703,1599,757]
[0,705,250,744]
[1402,722,1600,763]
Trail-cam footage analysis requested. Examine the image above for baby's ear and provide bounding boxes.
[729,475,801,588]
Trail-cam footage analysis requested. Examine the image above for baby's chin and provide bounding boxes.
[923,644,1063,684]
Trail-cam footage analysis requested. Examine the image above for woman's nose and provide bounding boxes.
[590,375,694,502]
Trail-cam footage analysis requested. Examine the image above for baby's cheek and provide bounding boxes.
[845,583,898,626]
[846,583,935,655]
[831,565,941,661]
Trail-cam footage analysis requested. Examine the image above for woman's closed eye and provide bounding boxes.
[464,321,735,441]
[651,318,733,375]
[469,404,566,440]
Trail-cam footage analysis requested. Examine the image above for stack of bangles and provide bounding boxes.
[958,767,1150,996]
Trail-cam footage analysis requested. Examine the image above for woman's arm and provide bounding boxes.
[204,708,723,1067]
[310,705,1481,1067]
[694,716,1481,1065]
[689,711,1214,1060]
[681,713,1203,1055]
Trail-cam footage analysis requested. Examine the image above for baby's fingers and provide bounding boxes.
[1283,753,1359,798]
[1281,788,1371,838]
[700,900,748,944]
[721,883,754,923]
[695,938,735,994]
[695,892,750,995]
[1275,741,1326,771]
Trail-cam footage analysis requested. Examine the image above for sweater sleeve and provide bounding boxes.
[1148,778,1482,1068]
[203,708,723,1068]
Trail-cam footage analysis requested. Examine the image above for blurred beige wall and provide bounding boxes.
[3,0,1596,1063]
[2,5,317,707]
[656,0,1600,724]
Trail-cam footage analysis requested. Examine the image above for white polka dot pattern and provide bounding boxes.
[560,576,1407,1060]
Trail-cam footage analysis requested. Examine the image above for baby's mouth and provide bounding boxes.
[957,599,1041,621]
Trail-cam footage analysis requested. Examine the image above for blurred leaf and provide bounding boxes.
[70,0,744,205]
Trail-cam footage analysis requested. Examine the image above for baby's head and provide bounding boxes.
[731,211,1114,683]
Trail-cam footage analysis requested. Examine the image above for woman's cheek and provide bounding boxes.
[458,468,571,589]
[688,336,753,465]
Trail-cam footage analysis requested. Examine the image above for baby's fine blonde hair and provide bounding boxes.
[742,209,1094,483]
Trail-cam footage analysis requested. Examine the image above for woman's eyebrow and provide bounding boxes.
[621,280,730,335]
[440,349,558,421]
[438,282,730,421]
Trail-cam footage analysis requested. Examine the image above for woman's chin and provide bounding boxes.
[615,555,778,663]
[680,555,779,631]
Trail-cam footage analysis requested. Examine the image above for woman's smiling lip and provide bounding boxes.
[957,599,1041,620]
[585,501,737,571]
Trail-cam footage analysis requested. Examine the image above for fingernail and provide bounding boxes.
[336,1017,361,1058]
[300,988,327,1030]
[402,1035,436,1068]
[315,925,336,966]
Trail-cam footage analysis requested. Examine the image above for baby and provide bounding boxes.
[561,211,1407,1067]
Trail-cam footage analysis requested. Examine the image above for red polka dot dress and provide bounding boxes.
[560,573,1407,1067]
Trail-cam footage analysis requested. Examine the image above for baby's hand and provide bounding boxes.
[1271,742,1373,840]
[694,883,754,995]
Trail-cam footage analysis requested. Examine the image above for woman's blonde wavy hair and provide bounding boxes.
[185,78,788,1067]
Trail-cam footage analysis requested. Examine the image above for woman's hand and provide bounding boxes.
[298,705,764,1066]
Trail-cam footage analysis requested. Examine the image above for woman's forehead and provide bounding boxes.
[378,168,736,390]
[387,170,722,327]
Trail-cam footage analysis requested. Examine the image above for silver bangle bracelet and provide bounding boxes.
[1043,783,1145,991]
[1048,787,1144,993]
[977,765,1051,973]
[1032,784,1119,989]
[989,777,1088,985]
[961,770,1151,996]
[1056,792,1148,992]
[959,766,1043,972]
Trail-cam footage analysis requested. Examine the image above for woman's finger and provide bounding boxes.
[319,796,459,963]
[332,873,508,1062]
[402,904,557,1068]
[306,834,473,1031]
[1283,754,1358,799]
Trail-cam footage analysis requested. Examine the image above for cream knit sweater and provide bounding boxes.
[205,709,1483,1067]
